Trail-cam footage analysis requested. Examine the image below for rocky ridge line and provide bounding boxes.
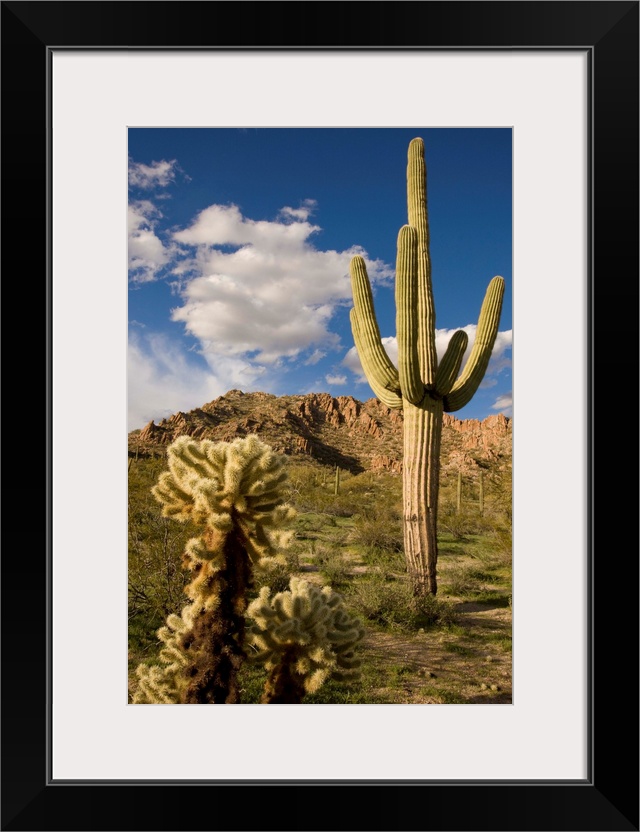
[130,390,511,476]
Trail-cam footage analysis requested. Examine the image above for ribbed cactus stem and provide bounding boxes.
[435,330,469,396]
[457,471,462,513]
[479,471,484,514]
[396,225,424,405]
[334,466,341,496]
[350,257,401,395]
[350,309,402,409]
[402,399,442,594]
[349,137,505,595]
[407,137,438,385]
[444,276,505,412]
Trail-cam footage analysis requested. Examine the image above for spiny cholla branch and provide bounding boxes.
[246,577,365,703]
[133,434,295,704]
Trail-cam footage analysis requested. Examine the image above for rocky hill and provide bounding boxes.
[129,390,511,478]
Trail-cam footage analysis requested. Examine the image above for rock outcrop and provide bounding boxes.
[130,390,511,476]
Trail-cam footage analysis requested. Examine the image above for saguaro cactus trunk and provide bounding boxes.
[350,138,504,595]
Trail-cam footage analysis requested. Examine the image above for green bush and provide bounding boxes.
[128,459,193,620]
[315,549,351,588]
[349,504,404,554]
[438,504,493,541]
[346,573,457,632]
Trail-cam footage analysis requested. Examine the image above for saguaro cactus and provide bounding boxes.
[350,138,504,594]
[246,577,365,703]
[133,434,294,703]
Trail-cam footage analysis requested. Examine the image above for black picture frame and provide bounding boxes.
[2,2,638,830]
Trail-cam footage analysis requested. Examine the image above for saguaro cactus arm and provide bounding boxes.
[395,225,424,405]
[350,310,403,409]
[350,255,403,409]
[434,329,469,397]
[443,275,505,412]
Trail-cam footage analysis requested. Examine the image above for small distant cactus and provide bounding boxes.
[334,465,341,496]
[246,577,365,703]
[133,434,295,704]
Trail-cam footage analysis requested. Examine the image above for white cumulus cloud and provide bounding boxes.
[128,330,273,431]
[304,349,326,366]
[344,327,512,384]
[170,202,392,367]
[325,373,347,386]
[491,393,513,417]
[128,200,175,283]
[278,199,318,222]
[128,158,180,190]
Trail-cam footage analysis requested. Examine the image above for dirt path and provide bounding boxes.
[360,604,512,704]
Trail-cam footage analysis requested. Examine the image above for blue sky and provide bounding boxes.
[128,128,512,432]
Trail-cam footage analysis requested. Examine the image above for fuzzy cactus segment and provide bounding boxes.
[151,434,295,563]
[133,434,295,704]
[133,613,190,704]
[246,578,365,703]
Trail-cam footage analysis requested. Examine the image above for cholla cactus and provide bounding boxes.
[133,612,190,704]
[246,577,365,703]
[350,138,504,595]
[152,433,294,563]
[133,434,295,704]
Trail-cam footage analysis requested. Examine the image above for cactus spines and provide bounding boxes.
[349,138,505,594]
[133,612,190,704]
[246,577,365,703]
[133,434,294,704]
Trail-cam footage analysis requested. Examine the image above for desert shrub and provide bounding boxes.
[289,485,354,517]
[128,459,194,619]
[469,590,511,607]
[315,549,351,588]
[470,523,513,569]
[488,525,512,561]
[346,573,457,632]
[440,562,504,596]
[438,504,492,541]
[349,504,404,554]
[360,545,406,578]
[286,465,402,518]
[320,491,358,517]
[440,563,480,597]
[293,513,328,536]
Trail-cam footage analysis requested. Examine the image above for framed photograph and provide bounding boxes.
[3,2,637,830]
